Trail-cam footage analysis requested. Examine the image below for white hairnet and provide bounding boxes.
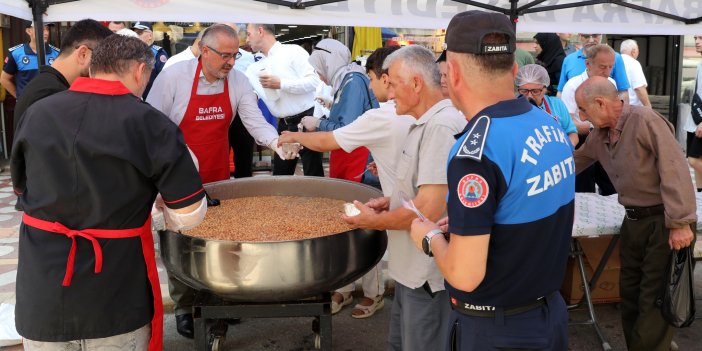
[516,64,550,87]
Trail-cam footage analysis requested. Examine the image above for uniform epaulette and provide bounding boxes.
[48,44,59,52]
[152,44,162,50]
[455,115,490,161]
[8,44,23,52]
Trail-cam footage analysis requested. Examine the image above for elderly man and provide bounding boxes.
[620,39,651,107]
[574,76,696,351]
[409,11,574,350]
[279,46,411,318]
[561,44,618,195]
[1,21,59,98]
[516,64,578,146]
[12,34,206,351]
[15,19,113,131]
[557,33,629,101]
[147,24,287,338]
[343,45,466,351]
[245,23,323,176]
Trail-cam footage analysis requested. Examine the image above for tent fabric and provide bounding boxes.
[351,27,382,60]
[1,0,702,35]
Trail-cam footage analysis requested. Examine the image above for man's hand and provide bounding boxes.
[410,218,441,252]
[259,74,281,89]
[695,122,702,138]
[669,226,695,250]
[278,131,299,145]
[367,161,378,177]
[342,200,381,229]
[269,138,299,160]
[436,216,449,233]
[301,116,319,132]
[366,197,390,213]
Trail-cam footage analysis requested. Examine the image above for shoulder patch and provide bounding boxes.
[455,115,490,161]
[8,44,23,52]
[457,173,489,208]
[159,54,167,63]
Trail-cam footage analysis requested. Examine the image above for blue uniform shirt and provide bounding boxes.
[557,48,630,92]
[446,97,575,307]
[3,43,60,97]
[142,44,168,99]
[318,72,379,132]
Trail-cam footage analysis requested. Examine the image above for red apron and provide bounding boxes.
[329,147,369,182]
[21,213,163,351]
[179,60,234,184]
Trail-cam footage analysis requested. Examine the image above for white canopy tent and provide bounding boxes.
[0,0,700,35]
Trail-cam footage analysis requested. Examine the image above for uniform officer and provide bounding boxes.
[132,21,168,99]
[410,11,574,350]
[1,21,59,98]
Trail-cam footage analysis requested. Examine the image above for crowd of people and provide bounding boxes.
[3,11,698,351]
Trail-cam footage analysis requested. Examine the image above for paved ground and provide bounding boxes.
[1,164,702,350]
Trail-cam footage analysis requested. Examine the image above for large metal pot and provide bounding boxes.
[159,176,387,302]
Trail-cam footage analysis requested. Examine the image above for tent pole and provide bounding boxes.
[509,0,518,29]
[669,35,682,128]
[26,0,48,66]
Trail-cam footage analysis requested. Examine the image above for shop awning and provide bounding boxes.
[0,0,701,35]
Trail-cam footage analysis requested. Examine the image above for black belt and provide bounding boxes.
[450,293,552,317]
[624,204,664,221]
[281,107,314,125]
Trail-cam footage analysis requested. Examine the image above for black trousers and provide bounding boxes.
[229,113,254,178]
[575,134,616,195]
[272,107,324,176]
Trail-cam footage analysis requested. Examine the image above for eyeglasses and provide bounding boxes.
[518,88,544,96]
[580,34,600,39]
[313,45,332,54]
[206,45,242,61]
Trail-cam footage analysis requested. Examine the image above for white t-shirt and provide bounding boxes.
[685,63,702,133]
[333,102,414,197]
[561,71,617,120]
[621,53,648,106]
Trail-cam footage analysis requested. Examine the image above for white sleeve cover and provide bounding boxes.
[163,197,207,231]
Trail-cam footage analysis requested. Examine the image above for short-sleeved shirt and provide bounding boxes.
[621,53,648,106]
[13,65,69,131]
[318,72,379,132]
[540,95,577,135]
[142,44,168,99]
[446,97,574,306]
[3,43,60,97]
[561,71,617,119]
[557,48,630,93]
[388,99,467,292]
[11,77,204,341]
[333,102,414,196]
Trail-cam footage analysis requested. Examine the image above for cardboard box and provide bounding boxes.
[561,236,621,304]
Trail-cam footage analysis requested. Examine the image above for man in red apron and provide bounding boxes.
[12,35,206,351]
[147,24,288,339]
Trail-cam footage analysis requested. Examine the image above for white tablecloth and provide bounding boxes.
[573,192,702,238]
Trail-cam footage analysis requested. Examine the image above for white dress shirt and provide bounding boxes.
[561,71,617,120]
[162,46,197,71]
[146,59,278,147]
[245,41,319,118]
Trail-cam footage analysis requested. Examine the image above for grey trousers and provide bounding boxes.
[388,282,450,351]
[23,323,150,351]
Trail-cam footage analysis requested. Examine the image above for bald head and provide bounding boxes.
[575,76,622,129]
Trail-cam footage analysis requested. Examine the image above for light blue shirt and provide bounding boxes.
[540,95,577,135]
[318,72,379,132]
[557,48,630,92]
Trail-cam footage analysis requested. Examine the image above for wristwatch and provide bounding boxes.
[422,229,444,257]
